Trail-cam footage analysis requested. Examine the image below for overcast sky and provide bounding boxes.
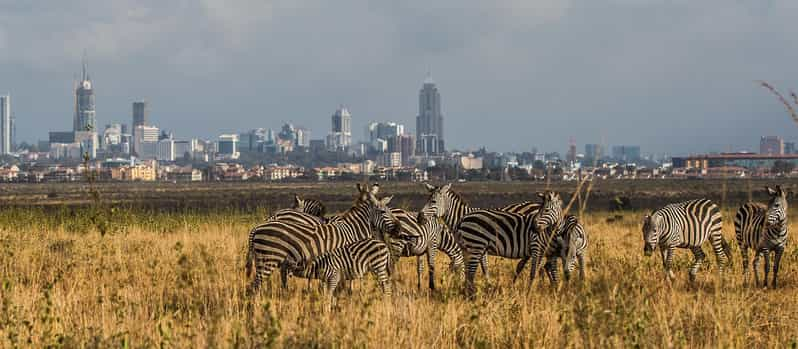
[2,0,798,155]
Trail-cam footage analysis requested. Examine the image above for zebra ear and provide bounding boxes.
[357,183,365,193]
[441,183,452,192]
[766,186,778,196]
[381,196,394,206]
[536,192,545,199]
[423,183,436,192]
[642,214,651,224]
[293,194,301,208]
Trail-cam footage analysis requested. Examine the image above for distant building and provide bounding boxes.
[327,106,352,151]
[416,75,444,155]
[460,154,484,170]
[133,125,159,158]
[368,122,404,148]
[1,95,10,154]
[132,101,148,128]
[673,153,798,173]
[379,152,402,168]
[612,145,641,163]
[309,139,326,154]
[584,144,604,164]
[785,141,796,155]
[217,134,239,159]
[566,138,577,163]
[74,60,96,132]
[760,136,784,155]
[74,131,98,159]
[102,124,122,149]
[157,139,175,161]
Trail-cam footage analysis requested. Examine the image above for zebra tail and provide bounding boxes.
[244,230,256,278]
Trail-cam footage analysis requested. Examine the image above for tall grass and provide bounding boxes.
[0,208,796,347]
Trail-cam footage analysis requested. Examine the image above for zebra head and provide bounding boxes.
[764,186,788,229]
[641,213,663,256]
[420,183,453,223]
[291,195,326,217]
[533,191,563,234]
[359,183,402,238]
[562,218,583,278]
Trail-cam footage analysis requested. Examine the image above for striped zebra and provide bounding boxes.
[287,238,393,306]
[391,208,464,290]
[734,186,790,288]
[245,195,327,287]
[420,183,541,278]
[513,215,588,284]
[246,184,402,292]
[642,198,731,282]
[450,191,564,295]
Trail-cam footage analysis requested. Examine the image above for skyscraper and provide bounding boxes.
[416,75,444,155]
[760,136,784,155]
[327,106,352,151]
[74,60,96,132]
[0,95,9,154]
[132,101,148,128]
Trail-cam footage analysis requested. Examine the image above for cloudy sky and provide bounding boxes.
[2,0,798,155]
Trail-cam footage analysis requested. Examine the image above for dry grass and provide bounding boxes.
[0,208,797,348]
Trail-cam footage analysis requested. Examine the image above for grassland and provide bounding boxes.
[0,183,797,347]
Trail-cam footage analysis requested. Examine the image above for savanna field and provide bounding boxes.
[1,182,797,347]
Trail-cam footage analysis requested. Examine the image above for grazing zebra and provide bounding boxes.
[246,184,402,292]
[287,238,394,306]
[390,208,464,290]
[512,214,589,284]
[452,191,564,295]
[420,183,541,278]
[734,186,790,288]
[642,198,731,282]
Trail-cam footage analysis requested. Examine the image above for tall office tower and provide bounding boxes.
[132,101,148,128]
[760,136,784,155]
[327,106,352,151]
[1,95,10,154]
[74,60,96,132]
[416,75,444,155]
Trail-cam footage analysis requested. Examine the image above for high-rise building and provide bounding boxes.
[584,144,604,164]
[327,106,352,151]
[157,139,176,162]
[133,125,159,157]
[74,60,96,132]
[760,136,784,155]
[0,95,9,155]
[611,145,641,163]
[416,75,444,156]
[217,134,239,157]
[566,138,577,163]
[132,101,148,128]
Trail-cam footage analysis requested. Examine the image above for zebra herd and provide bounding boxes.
[245,183,790,305]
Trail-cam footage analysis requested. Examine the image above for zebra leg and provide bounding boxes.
[763,249,771,289]
[427,247,437,291]
[544,258,558,285]
[688,247,706,283]
[512,257,529,284]
[325,271,341,311]
[772,246,784,288]
[741,247,750,286]
[464,251,483,298]
[416,255,424,290]
[480,254,490,280]
[752,250,763,287]
[709,233,730,272]
[661,248,675,282]
[374,262,393,296]
[279,263,289,290]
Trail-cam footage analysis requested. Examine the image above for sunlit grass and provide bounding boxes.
[0,208,796,347]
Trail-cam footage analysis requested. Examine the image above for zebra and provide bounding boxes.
[246,184,403,292]
[452,191,564,295]
[390,208,464,290]
[734,186,790,288]
[245,195,328,287]
[286,238,394,307]
[512,214,589,284]
[642,198,732,283]
[419,183,541,279]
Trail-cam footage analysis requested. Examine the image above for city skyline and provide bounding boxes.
[2,1,798,155]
